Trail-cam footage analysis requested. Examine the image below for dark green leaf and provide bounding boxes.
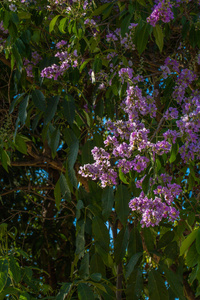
[121,14,132,37]
[164,241,179,260]
[50,128,60,156]
[92,3,112,16]
[92,216,110,251]
[114,227,129,264]
[142,227,154,251]
[161,265,185,300]
[90,253,106,277]
[0,259,8,292]
[76,222,85,257]
[60,173,71,200]
[32,90,46,112]
[54,179,61,210]
[196,229,200,255]
[153,25,164,52]
[158,231,174,249]
[126,269,143,300]
[125,253,143,279]
[63,95,75,126]
[102,187,114,220]
[142,174,150,195]
[15,134,27,154]
[44,96,60,125]
[1,150,10,172]
[95,242,113,268]
[135,22,150,55]
[19,95,29,125]
[90,273,102,282]
[78,283,94,300]
[9,256,21,284]
[148,270,169,300]
[56,283,71,300]
[79,253,89,280]
[115,184,131,226]
[9,94,25,114]
[93,57,102,73]
[128,227,143,258]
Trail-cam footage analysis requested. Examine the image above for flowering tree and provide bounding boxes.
[0,0,200,299]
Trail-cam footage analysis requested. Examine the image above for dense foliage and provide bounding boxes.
[0,0,200,299]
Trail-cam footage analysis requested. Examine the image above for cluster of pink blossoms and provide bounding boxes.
[41,43,79,80]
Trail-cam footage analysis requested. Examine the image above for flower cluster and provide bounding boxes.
[147,0,174,26]
[129,192,179,227]
[41,47,78,80]
[24,51,42,77]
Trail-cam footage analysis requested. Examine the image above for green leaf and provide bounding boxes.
[76,222,85,257]
[93,57,102,73]
[92,216,110,251]
[95,242,113,268]
[79,58,92,72]
[135,22,150,55]
[15,134,27,154]
[142,174,150,195]
[128,227,143,258]
[78,283,95,300]
[81,140,95,164]
[196,229,200,255]
[169,143,179,163]
[153,25,164,52]
[158,231,175,249]
[125,253,143,279]
[63,95,75,125]
[9,256,21,284]
[50,128,60,157]
[54,179,61,210]
[148,270,168,300]
[68,138,79,170]
[121,14,132,37]
[114,227,129,264]
[60,173,71,200]
[102,187,114,220]
[115,184,131,226]
[161,265,185,300]
[92,3,112,16]
[19,292,30,300]
[126,269,143,300]
[180,229,198,256]
[119,168,129,184]
[164,241,178,260]
[137,0,146,5]
[186,243,199,268]
[59,17,68,33]
[44,96,60,125]
[90,253,106,277]
[90,273,102,282]
[32,90,46,112]
[9,94,25,114]
[19,95,29,125]
[1,150,10,172]
[79,253,89,280]
[142,227,154,251]
[0,259,8,292]
[49,15,61,32]
[56,283,71,300]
